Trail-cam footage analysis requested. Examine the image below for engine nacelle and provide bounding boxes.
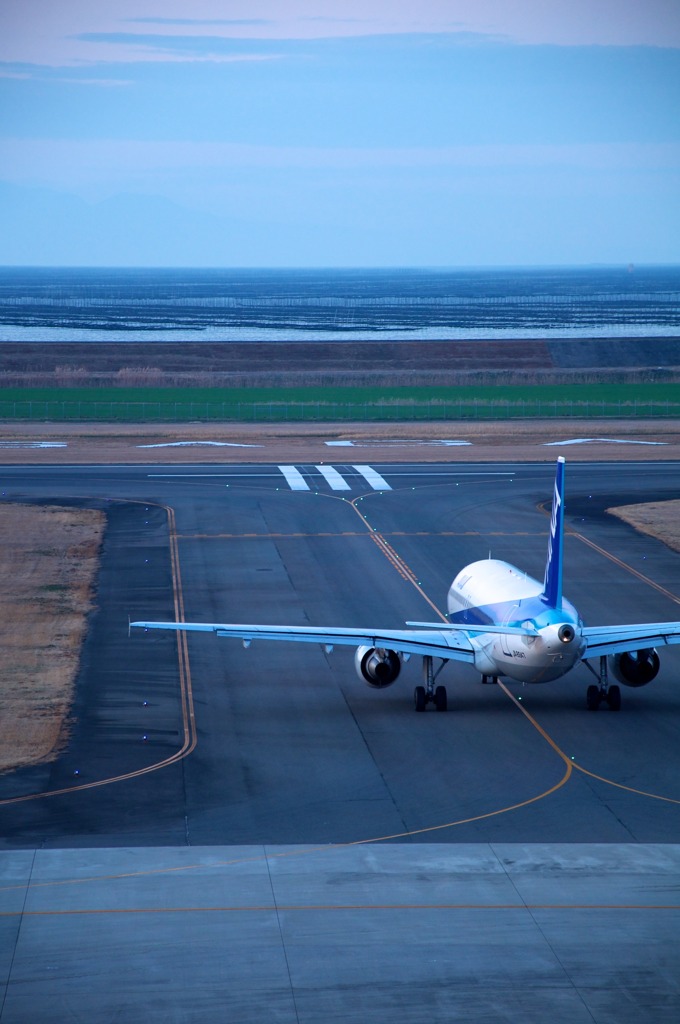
[609,648,660,688]
[354,646,402,689]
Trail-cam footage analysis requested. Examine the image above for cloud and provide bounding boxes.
[1,3,677,267]
[0,64,134,85]
[1,1,680,71]
[72,31,286,64]
[2,39,678,153]
[125,19,274,27]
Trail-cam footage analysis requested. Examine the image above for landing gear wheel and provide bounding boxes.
[586,684,600,711]
[434,686,448,712]
[414,686,427,712]
[606,685,621,711]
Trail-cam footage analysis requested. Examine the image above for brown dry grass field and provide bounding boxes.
[0,504,104,773]
[1,420,679,775]
[2,338,679,387]
[609,501,680,554]
[0,417,679,463]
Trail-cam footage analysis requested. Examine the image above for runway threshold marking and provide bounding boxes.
[0,501,197,807]
[353,465,391,490]
[278,465,309,490]
[276,465,393,491]
[315,465,351,490]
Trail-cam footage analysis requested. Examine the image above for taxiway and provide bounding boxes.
[1,460,679,1021]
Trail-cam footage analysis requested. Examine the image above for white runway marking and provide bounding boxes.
[353,465,392,490]
[0,441,67,449]
[278,466,310,490]
[315,465,351,490]
[325,439,472,447]
[544,438,668,447]
[138,441,263,448]
[278,465,391,491]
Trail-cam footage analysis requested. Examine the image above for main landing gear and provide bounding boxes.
[585,656,621,711]
[414,655,448,712]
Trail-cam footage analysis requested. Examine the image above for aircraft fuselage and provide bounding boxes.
[447,558,585,682]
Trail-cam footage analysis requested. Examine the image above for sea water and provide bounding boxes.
[0,265,678,342]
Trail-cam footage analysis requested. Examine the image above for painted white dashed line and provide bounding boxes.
[353,465,392,490]
[316,465,351,491]
[278,466,310,490]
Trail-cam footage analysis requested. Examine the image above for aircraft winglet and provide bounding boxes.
[541,457,565,609]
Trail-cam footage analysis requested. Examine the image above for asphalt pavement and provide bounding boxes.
[1,460,679,1021]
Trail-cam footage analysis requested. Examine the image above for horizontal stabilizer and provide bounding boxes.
[406,620,539,636]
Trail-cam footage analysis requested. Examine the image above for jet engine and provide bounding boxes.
[609,648,660,688]
[354,646,402,689]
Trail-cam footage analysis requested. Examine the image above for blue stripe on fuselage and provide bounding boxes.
[448,595,580,631]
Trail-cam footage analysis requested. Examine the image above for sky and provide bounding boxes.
[0,0,679,267]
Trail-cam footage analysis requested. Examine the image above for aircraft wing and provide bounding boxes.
[582,622,680,658]
[130,620,476,663]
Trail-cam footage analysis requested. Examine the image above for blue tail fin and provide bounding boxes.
[541,457,565,609]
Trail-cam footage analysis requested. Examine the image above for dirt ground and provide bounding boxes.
[608,500,680,554]
[0,417,679,464]
[0,504,104,773]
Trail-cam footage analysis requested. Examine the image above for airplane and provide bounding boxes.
[131,457,680,712]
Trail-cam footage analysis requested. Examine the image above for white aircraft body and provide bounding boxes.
[132,458,680,711]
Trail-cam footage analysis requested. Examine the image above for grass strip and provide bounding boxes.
[0,384,679,422]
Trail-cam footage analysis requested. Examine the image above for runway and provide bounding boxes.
[1,460,679,1020]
